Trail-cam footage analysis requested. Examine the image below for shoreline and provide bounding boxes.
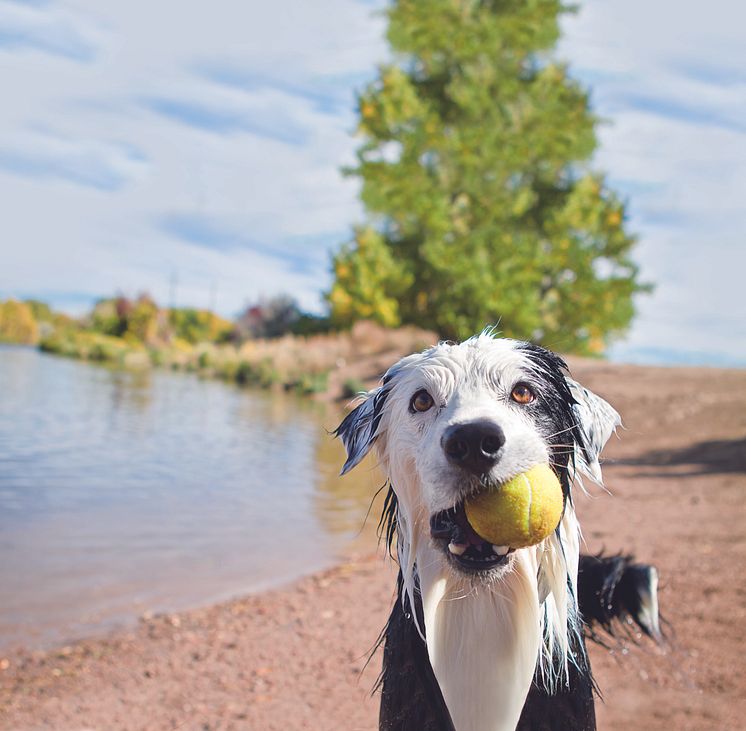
[6,324,745,408]
[36,322,439,401]
[2,360,745,729]
[0,549,364,658]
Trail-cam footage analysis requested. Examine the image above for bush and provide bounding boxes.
[293,371,329,395]
[235,358,280,388]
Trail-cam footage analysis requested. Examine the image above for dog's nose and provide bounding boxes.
[441,420,506,475]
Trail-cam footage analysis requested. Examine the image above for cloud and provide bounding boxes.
[142,94,311,144]
[197,64,348,115]
[0,1,103,62]
[0,130,148,190]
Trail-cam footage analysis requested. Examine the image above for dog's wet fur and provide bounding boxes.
[336,333,661,731]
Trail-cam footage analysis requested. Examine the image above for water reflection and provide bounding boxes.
[0,346,382,650]
[312,425,386,538]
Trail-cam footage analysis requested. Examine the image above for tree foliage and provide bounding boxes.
[329,226,413,328]
[0,299,39,345]
[89,294,168,345]
[89,295,234,346]
[328,0,647,353]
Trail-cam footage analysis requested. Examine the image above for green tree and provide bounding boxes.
[329,0,647,354]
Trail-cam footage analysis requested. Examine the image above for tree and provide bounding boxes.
[0,299,39,345]
[328,0,648,354]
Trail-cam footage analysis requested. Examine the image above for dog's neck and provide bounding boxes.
[415,544,542,731]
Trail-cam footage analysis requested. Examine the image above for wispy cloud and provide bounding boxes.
[611,93,746,134]
[196,62,370,115]
[142,96,309,144]
[0,1,102,62]
[157,213,331,277]
[0,131,148,190]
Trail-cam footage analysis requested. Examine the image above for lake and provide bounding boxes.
[0,346,383,650]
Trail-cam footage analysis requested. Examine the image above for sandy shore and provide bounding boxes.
[2,360,745,730]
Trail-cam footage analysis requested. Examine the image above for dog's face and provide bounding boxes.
[337,334,618,580]
[382,338,581,576]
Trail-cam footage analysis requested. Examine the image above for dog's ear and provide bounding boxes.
[334,386,387,475]
[566,378,621,483]
[335,353,421,475]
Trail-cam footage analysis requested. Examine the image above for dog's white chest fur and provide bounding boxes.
[419,547,542,731]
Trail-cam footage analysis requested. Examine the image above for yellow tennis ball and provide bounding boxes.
[464,464,564,549]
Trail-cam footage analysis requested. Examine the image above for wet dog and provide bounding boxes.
[336,333,660,731]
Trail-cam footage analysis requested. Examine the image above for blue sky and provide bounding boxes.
[0,0,744,366]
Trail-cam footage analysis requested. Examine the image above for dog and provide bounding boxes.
[336,332,661,731]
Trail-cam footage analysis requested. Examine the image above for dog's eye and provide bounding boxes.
[410,389,434,413]
[511,383,535,405]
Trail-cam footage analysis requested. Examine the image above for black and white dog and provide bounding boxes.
[336,333,661,731]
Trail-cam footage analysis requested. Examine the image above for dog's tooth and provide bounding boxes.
[493,545,509,556]
[448,542,467,556]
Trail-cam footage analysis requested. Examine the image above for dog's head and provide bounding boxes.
[338,333,617,570]
[336,332,619,703]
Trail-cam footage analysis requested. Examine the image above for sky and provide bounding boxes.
[0,0,744,367]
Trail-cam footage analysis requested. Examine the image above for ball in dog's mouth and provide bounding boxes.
[464,464,564,549]
[430,502,514,571]
[430,465,563,570]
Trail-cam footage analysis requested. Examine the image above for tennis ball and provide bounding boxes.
[464,464,564,549]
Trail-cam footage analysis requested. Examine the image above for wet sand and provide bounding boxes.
[1,360,745,730]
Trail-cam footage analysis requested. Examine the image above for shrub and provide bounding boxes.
[293,370,329,395]
[235,358,280,388]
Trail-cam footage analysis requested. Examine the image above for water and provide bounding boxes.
[0,346,383,650]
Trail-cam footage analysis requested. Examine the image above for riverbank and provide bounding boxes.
[2,360,745,730]
[39,321,436,400]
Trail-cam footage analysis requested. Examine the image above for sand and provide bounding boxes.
[1,360,745,730]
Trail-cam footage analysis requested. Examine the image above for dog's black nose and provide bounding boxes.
[441,420,506,475]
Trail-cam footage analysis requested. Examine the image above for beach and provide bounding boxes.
[2,360,745,730]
